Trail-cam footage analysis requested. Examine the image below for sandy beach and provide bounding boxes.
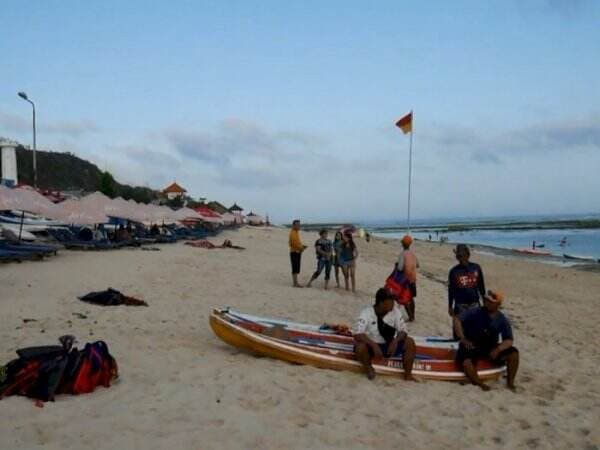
[0,226,599,450]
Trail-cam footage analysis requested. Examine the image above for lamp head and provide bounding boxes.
[18,92,28,100]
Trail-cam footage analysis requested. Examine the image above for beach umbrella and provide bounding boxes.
[173,207,203,222]
[153,206,178,224]
[12,186,58,218]
[50,199,110,225]
[195,207,225,224]
[0,186,59,240]
[0,185,20,211]
[110,197,146,222]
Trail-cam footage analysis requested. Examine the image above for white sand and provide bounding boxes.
[0,226,599,449]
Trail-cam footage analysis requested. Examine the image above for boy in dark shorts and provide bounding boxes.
[454,290,519,391]
[307,229,333,290]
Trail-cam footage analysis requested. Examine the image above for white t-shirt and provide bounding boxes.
[353,305,408,344]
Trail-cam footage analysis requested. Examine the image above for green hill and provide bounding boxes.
[1,144,158,203]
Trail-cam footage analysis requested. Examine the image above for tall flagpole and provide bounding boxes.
[406,111,413,234]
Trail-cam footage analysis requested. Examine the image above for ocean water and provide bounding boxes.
[369,214,600,261]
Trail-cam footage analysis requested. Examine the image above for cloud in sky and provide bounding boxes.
[0,110,98,138]
[3,111,599,222]
[430,116,600,165]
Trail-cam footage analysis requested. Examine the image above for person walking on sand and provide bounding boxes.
[332,231,343,288]
[353,288,417,381]
[307,229,333,289]
[448,244,486,319]
[454,290,519,391]
[339,231,358,292]
[396,235,419,321]
[289,219,308,287]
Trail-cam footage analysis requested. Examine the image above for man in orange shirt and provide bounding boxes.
[396,235,419,321]
[289,219,308,287]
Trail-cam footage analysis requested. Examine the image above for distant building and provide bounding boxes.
[229,203,244,224]
[163,182,187,201]
[246,211,265,226]
[0,139,18,187]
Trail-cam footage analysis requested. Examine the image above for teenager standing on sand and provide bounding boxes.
[396,235,419,321]
[306,229,333,289]
[448,244,486,317]
[332,231,343,288]
[289,220,308,287]
[339,231,358,292]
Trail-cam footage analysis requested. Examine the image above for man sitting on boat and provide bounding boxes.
[453,290,519,391]
[353,288,417,381]
[448,244,486,318]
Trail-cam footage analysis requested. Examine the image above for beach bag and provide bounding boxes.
[72,341,118,395]
[385,268,413,305]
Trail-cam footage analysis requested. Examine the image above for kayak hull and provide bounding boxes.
[209,309,505,382]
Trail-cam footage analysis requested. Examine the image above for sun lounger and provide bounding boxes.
[0,248,43,262]
[0,240,61,256]
[46,228,119,250]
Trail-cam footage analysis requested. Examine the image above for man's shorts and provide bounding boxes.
[355,340,405,358]
[456,344,518,365]
[290,252,301,274]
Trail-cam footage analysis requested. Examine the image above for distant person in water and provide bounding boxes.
[396,235,419,321]
[454,290,519,391]
[332,231,343,288]
[448,244,486,320]
[339,231,358,292]
[353,288,417,381]
[289,219,308,287]
[532,240,536,250]
[307,229,333,289]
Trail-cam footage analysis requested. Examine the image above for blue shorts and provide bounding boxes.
[355,341,405,358]
[313,258,332,280]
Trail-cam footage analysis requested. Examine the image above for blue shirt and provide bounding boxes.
[460,307,513,349]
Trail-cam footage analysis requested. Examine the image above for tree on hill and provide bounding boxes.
[99,171,117,198]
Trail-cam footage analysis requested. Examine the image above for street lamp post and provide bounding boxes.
[17,91,37,188]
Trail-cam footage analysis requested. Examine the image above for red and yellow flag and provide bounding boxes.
[395,112,413,134]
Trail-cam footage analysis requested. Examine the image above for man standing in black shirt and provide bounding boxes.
[448,244,486,317]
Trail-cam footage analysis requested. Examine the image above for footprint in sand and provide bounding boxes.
[517,419,532,430]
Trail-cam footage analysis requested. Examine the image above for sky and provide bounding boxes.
[1,0,599,223]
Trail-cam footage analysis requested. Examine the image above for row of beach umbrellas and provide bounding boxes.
[0,186,232,226]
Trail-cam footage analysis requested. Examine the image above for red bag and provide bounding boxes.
[385,269,413,305]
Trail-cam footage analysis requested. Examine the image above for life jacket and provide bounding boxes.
[385,268,413,305]
[0,346,68,402]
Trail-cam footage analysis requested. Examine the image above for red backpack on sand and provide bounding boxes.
[385,269,413,305]
[72,341,118,395]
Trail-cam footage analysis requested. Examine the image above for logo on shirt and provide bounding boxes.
[456,272,479,289]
